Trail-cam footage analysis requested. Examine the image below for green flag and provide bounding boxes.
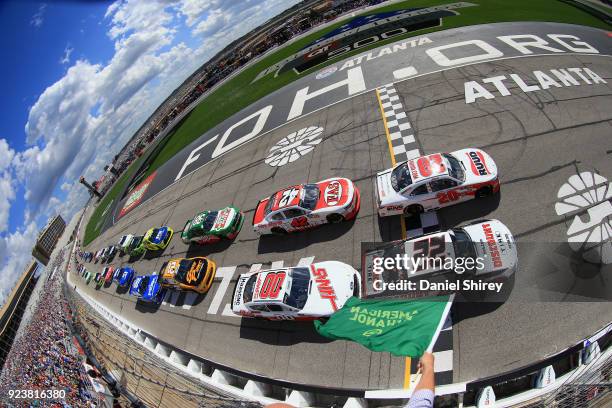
[314,296,450,357]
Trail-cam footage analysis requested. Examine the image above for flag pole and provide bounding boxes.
[409,294,455,389]
[426,293,454,353]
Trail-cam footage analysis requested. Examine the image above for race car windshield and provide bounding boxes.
[451,229,477,260]
[150,228,160,237]
[284,268,310,309]
[300,184,319,210]
[138,276,150,293]
[130,236,143,249]
[202,212,218,232]
[444,153,465,181]
[390,163,412,192]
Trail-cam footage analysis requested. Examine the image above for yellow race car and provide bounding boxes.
[160,257,216,293]
[143,226,174,251]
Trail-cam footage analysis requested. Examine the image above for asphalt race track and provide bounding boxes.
[75,22,612,391]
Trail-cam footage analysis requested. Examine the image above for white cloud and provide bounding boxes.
[60,44,74,65]
[0,222,38,307]
[179,0,216,27]
[31,4,47,28]
[0,139,15,171]
[4,0,300,302]
[0,173,15,233]
[0,139,16,233]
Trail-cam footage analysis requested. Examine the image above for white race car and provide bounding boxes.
[376,148,499,216]
[117,234,134,255]
[363,219,517,297]
[231,261,360,320]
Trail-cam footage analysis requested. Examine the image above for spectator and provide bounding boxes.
[0,249,97,407]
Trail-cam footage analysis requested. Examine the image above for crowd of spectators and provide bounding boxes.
[104,0,384,191]
[0,249,98,407]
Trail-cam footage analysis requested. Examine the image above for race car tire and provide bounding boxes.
[327,213,345,224]
[271,227,288,235]
[476,186,493,198]
[404,205,424,216]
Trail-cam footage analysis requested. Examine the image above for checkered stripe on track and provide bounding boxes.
[377,84,420,164]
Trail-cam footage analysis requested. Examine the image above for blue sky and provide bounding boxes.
[0,1,113,233]
[0,0,298,307]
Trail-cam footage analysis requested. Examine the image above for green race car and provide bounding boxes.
[181,206,244,245]
[127,235,146,257]
[143,226,174,251]
[85,271,93,284]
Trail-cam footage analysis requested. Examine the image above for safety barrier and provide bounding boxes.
[67,260,611,408]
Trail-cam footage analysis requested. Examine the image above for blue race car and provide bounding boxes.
[129,274,165,303]
[115,267,135,287]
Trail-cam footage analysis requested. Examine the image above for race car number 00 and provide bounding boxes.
[260,272,286,299]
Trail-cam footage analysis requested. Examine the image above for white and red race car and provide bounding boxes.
[231,261,360,320]
[252,177,360,234]
[376,148,499,216]
[363,219,517,298]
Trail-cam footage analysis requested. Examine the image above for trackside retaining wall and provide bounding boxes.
[66,259,612,408]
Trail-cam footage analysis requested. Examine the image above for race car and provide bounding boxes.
[129,274,166,304]
[126,235,146,257]
[81,267,88,278]
[94,249,105,263]
[143,227,174,251]
[252,177,360,235]
[362,219,517,298]
[376,149,499,216]
[114,267,135,287]
[102,266,115,284]
[231,261,360,320]
[104,245,117,262]
[117,234,134,255]
[85,271,93,284]
[181,207,244,245]
[94,273,104,289]
[160,257,216,293]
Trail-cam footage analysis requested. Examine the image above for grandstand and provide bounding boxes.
[0,261,39,371]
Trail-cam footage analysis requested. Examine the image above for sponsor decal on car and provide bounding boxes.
[324,181,342,206]
[214,208,231,230]
[119,172,157,218]
[482,223,503,268]
[234,277,247,306]
[467,151,489,176]
[313,267,338,311]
